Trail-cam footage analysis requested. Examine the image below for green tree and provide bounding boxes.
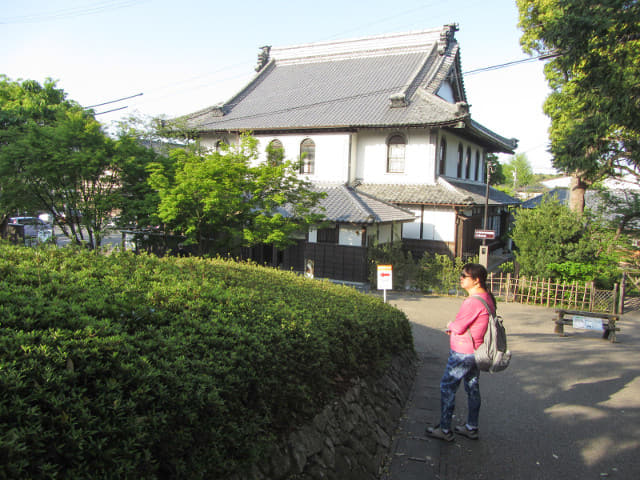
[0,76,120,248]
[0,77,167,248]
[147,133,325,255]
[502,153,534,191]
[487,153,506,185]
[510,197,620,285]
[517,0,640,213]
[111,116,176,228]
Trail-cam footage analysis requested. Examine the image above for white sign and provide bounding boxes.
[572,315,604,330]
[377,264,393,291]
[474,229,496,240]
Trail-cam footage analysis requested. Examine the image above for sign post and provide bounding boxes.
[475,229,495,268]
[377,264,393,303]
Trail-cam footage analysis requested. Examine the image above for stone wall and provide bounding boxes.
[234,349,416,480]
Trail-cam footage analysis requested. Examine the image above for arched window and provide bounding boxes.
[438,138,447,175]
[300,138,315,174]
[465,147,472,179]
[267,139,284,166]
[387,134,406,173]
[474,151,481,181]
[457,144,463,177]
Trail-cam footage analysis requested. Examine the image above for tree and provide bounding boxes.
[502,153,534,191]
[487,153,506,185]
[510,197,620,285]
[147,133,325,255]
[0,77,165,249]
[517,0,640,212]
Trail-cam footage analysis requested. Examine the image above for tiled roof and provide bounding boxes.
[182,26,517,153]
[355,178,520,206]
[311,184,416,224]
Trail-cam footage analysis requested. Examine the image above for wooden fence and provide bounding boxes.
[487,272,619,313]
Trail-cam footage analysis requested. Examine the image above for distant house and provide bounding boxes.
[182,24,519,281]
[522,175,640,231]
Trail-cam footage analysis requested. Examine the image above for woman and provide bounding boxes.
[426,263,495,441]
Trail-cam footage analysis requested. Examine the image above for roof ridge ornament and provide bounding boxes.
[255,45,271,71]
[438,23,459,55]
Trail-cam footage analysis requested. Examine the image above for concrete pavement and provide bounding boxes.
[380,294,640,480]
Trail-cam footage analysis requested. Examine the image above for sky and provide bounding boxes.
[1,0,555,173]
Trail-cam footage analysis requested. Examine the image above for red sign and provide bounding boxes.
[474,229,496,240]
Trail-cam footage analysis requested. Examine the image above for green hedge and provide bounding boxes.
[0,243,412,479]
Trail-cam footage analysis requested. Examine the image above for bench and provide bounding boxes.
[553,309,620,343]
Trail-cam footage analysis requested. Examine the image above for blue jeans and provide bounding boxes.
[439,350,481,431]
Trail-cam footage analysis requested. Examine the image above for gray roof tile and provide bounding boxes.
[182,26,517,153]
[311,184,416,223]
[355,178,520,206]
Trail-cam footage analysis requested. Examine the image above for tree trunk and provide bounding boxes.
[569,174,587,213]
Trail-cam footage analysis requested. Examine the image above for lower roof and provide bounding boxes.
[355,178,520,207]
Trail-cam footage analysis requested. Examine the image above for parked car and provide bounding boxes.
[9,217,54,243]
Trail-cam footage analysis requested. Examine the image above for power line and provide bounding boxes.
[85,93,143,109]
[0,1,148,25]
[94,106,129,116]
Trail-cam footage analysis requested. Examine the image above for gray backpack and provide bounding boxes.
[469,295,511,373]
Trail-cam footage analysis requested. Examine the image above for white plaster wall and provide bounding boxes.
[198,133,351,183]
[308,228,318,243]
[355,129,436,184]
[423,210,456,242]
[339,226,363,246]
[378,224,392,244]
[402,208,456,242]
[403,208,422,239]
[254,133,351,183]
[439,131,485,182]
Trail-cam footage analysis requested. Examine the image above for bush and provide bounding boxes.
[416,253,474,294]
[0,243,413,479]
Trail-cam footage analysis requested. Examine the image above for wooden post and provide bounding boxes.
[612,283,619,314]
[619,272,626,315]
[506,273,511,302]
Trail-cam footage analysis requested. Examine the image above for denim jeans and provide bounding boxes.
[439,350,481,431]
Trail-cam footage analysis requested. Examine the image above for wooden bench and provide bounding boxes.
[553,309,620,343]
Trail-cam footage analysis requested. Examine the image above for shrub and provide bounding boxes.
[0,243,412,479]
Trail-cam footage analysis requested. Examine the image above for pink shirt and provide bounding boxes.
[447,293,494,354]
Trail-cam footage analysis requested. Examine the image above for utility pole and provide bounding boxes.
[480,160,494,268]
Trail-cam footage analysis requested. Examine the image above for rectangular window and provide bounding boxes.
[317,227,338,244]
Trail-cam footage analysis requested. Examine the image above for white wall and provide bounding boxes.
[199,129,489,186]
[355,129,436,184]
[439,131,486,182]
[339,225,363,246]
[199,132,352,183]
[402,207,456,242]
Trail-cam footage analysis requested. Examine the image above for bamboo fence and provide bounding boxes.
[487,272,618,313]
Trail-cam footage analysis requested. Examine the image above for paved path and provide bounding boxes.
[381,294,640,480]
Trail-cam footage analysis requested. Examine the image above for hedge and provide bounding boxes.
[0,243,413,479]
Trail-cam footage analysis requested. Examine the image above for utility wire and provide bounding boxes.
[85,93,143,109]
[94,106,129,116]
[0,1,148,25]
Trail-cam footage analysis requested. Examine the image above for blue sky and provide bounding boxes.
[1,0,554,172]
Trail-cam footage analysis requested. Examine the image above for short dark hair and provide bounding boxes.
[462,263,487,284]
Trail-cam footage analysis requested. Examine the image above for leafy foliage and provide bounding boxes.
[502,153,535,191]
[517,0,640,206]
[147,134,325,255]
[0,77,167,248]
[510,198,622,285]
[0,243,412,479]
